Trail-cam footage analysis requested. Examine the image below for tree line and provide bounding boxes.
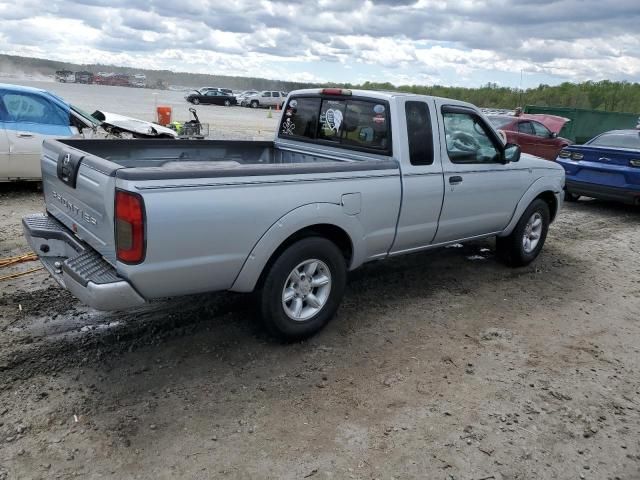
[335,80,640,113]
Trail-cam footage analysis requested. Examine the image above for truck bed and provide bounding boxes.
[39,138,399,274]
[53,139,394,181]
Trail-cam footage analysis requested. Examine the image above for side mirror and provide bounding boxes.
[504,143,521,163]
[550,132,558,139]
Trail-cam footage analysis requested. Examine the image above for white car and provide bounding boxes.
[0,83,177,181]
[237,90,259,106]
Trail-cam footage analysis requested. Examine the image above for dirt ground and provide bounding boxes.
[0,184,639,480]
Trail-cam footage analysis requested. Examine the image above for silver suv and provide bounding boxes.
[244,91,286,109]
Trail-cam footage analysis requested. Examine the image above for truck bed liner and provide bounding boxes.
[54,139,398,181]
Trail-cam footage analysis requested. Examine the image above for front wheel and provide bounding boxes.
[191,98,200,105]
[496,199,550,267]
[259,237,347,341]
[224,99,231,106]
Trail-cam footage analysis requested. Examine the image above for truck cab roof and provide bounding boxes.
[288,88,476,110]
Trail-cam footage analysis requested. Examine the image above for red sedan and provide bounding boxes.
[488,114,572,160]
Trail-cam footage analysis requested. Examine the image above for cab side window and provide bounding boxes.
[442,110,501,164]
[405,101,433,166]
[262,92,271,97]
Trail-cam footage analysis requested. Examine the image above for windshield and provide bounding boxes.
[71,105,101,126]
[488,116,513,129]
[588,132,640,150]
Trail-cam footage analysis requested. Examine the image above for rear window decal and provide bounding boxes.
[281,118,295,135]
[321,109,343,133]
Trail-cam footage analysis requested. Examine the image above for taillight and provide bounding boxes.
[321,88,352,96]
[115,190,145,264]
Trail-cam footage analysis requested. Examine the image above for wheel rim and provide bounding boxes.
[282,259,332,322]
[522,212,543,254]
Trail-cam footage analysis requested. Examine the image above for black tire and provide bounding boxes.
[564,189,580,202]
[250,100,259,108]
[192,98,200,105]
[496,198,550,267]
[259,237,347,341]
[224,99,231,107]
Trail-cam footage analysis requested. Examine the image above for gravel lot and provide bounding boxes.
[1,181,639,480]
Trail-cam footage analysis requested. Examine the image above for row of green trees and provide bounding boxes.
[338,80,640,113]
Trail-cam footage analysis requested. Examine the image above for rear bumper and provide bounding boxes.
[566,179,640,205]
[22,213,146,311]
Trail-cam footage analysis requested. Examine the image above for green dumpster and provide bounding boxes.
[524,105,639,144]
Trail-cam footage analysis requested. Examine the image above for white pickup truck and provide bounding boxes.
[23,88,565,340]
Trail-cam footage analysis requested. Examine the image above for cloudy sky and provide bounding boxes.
[0,0,639,88]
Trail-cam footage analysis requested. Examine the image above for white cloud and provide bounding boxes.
[0,0,638,86]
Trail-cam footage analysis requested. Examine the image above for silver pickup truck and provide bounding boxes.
[23,88,564,340]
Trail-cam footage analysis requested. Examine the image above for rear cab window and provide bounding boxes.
[279,94,392,155]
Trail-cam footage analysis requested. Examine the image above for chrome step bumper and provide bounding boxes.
[22,213,146,311]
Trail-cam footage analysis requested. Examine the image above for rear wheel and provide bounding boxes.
[496,199,550,267]
[259,237,347,341]
[250,100,259,108]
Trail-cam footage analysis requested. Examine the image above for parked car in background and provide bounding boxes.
[237,90,259,106]
[55,70,75,83]
[0,83,176,181]
[488,114,572,160]
[198,87,233,95]
[94,73,130,87]
[23,88,564,340]
[75,71,93,84]
[185,90,237,106]
[556,129,640,204]
[131,74,146,88]
[243,91,286,109]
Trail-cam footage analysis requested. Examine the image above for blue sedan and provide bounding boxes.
[556,129,640,205]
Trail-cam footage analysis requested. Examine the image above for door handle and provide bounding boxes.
[17,132,34,138]
[449,175,463,185]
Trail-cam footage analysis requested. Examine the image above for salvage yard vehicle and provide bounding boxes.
[0,83,177,181]
[185,90,237,106]
[557,129,640,204]
[238,90,260,106]
[23,88,565,340]
[54,70,75,83]
[488,114,572,160]
[244,91,286,109]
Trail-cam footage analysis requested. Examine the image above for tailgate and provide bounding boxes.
[41,139,122,266]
